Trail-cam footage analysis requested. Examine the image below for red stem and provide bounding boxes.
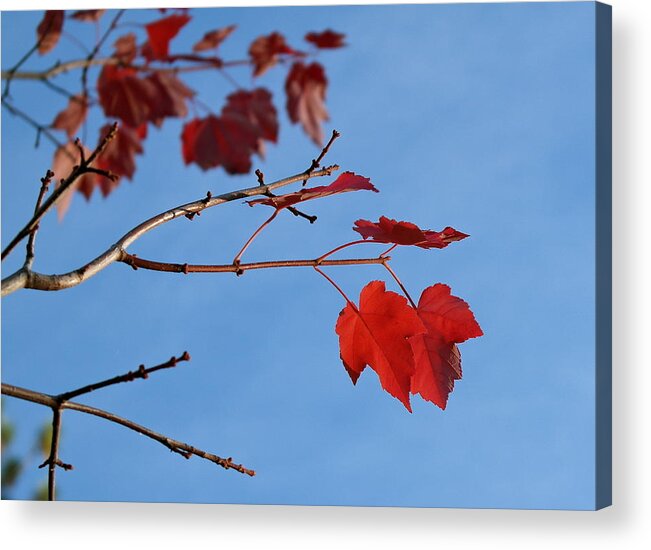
[382,262,417,309]
[313,266,357,309]
[233,210,279,265]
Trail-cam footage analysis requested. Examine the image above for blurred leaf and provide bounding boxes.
[1,419,15,451]
[36,422,53,458]
[33,482,49,501]
[2,457,23,488]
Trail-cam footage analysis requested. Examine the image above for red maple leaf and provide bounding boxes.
[94,123,145,188]
[181,115,259,174]
[51,142,100,220]
[97,66,157,128]
[193,25,236,52]
[353,217,469,249]
[248,32,296,77]
[37,11,64,55]
[409,284,483,409]
[336,281,426,412]
[223,88,278,155]
[51,95,88,139]
[70,10,105,22]
[247,171,378,210]
[144,13,191,60]
[97,67,193,128]
[305,30,346,49]
[285,62,329,146]
[146,72,195,126]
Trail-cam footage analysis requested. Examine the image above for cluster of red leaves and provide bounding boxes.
[247,173,481,412]
[37,9,346,216]
[337,281,482,412]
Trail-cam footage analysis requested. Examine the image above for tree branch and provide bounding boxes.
[58,351,190,402]
[303,129,341,185]
[81,10,124,98]
[1,123,119,262]
[1,382,255,478]
[24,170,54,270]
[38,407,68,501]
[120,252,390,274]
[1,99,64,149]
[0,57,252,82]
[1,165,340,296]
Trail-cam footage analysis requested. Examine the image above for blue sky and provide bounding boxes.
[2,3,597,509]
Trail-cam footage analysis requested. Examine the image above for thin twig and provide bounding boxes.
[58,351,191,402]
[24,169,54,270]
[303,129,340,185]
[1,383,255,478]
[256,169,317,223]
[81,10,124,98]
[0,57,252,82]
[120,252,389,274]
[41,407,65,501]
[1,100,64,148]
[1,165,340,296]
[1,123,119,262]
[1,12,57,100]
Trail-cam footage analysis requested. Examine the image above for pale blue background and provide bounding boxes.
[1,2,597,509]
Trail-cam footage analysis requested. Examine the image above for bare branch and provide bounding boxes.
[58,351,191,402]
[1,382,255,478]
[1,99,64,149]
[1,123,119,263]
[1,165,340,296]
[1,11,58,100]
[0,57,252,82]
[39,407,66,501]
[256,169,317,224]
[24,169,54,270]
[81,10,124,98]
[303,129,341,185]
[120,252,390,274]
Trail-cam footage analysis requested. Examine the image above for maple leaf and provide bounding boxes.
[144,13,191,60]
[248,32,296,77]
[97,66,157,128]
[409,284,483,409]
[94,123,145,187]
[146,72,195,126]
[336,281,426,412]
[113,34,137,64]
[285,62,329,146]
[193,25,236,52]
[51,142,100,220]
[51,95,88,139]
[223,88,278,155]
[181,115,258,174]
[247,171,378,210]
[37,11,64,55]
[70,10,105,22]
[354,217,469,249]
[305,30,346,49]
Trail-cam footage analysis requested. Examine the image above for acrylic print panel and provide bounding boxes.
[0,2,611,510]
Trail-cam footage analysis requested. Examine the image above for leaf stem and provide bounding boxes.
[382,262,417,309]
[232,210,279,267]
[313,266,357,308]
